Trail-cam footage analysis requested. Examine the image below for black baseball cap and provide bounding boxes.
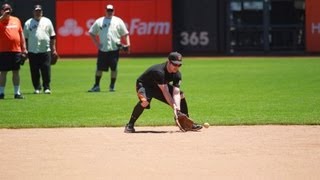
[168,52,182,65]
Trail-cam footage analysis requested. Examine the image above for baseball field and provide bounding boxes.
[1,57,320,179]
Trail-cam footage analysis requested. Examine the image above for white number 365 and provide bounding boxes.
[180,31,209,46]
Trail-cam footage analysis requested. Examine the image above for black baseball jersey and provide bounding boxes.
[137,62,182,88]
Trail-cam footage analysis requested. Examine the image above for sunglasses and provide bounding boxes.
[170,61,182,67]
[106,9,114,12]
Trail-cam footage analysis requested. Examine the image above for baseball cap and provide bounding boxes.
[1,3,12,11]
[168,52,182,65]
[34,4,42,11]
[106,4,114,10]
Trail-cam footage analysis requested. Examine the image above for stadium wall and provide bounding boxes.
[2,0,319,56]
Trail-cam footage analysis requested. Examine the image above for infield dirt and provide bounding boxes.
[1,126,319,180]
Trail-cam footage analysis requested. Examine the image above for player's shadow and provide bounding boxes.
[133,130,181,134]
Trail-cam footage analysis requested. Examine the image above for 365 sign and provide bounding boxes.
[56,0,172,56]
[180,31,210,46]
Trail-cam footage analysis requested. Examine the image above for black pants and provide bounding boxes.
[28,52,51,90]
[128,82,189,125]
[136,82,186,110]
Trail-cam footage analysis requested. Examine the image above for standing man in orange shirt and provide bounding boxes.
[0,4,27,99]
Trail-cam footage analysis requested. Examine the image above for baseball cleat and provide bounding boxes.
[124,124,135,133]
[88,85,100,92]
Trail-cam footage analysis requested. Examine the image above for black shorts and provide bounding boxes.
[0,52,22,71]
[97,50,119,71]
[136,82,183,108]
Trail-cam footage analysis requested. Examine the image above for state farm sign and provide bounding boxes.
[129,19,170,35]
[56,0,172,56]
[58,18,170,37]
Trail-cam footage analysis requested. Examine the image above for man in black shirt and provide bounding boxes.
[124,52,203,133]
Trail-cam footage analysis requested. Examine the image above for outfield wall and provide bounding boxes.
[4,0,320,56]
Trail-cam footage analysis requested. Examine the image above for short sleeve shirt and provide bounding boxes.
[0,16,23,52]
[24,17,56,53]
[88,16,129,52]
[137,62,182,88]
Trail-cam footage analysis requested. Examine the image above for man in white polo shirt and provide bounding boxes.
[24,4,58,94]
[88,4,130,92]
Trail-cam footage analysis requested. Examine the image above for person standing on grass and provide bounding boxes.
[87,4,130,92]
[24,5,58,94]
[124,52,203,133]
[0,3,27,99]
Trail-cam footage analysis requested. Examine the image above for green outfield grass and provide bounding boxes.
[1,57,320,128]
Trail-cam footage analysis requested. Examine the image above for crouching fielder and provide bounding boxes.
[124,52,202,133]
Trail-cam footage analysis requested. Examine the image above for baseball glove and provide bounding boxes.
[116,43,129,53]
[175,111,194,132]
[20,53,28,65]
[51,53,59,65]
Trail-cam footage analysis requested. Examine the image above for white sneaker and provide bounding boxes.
[34,90,40,94]
[44,89,51,94]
